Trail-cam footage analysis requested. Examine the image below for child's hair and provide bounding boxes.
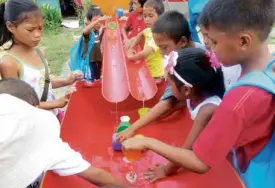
[86,5,103,21]
[169,48,225,98]
[0,78,39,106]
[199,0,275,41]
[138,0,148,8]
[144,0,164,16]
[0,0,41,46]
[152,11,191,43]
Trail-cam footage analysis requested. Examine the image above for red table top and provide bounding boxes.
[42,81,244,188]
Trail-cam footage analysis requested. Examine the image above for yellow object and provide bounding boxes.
[143,28,165,78]
[93,0,129,15]
[138,107,150,118]
[124,134,144,162]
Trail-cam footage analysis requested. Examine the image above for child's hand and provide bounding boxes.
[97,15,111,23]
[127,49,136,60]
[122,136,150,151]
[119,16,128,21]
[124,38,133,50]
[143,164,167,183]
[67,71,84,85]
[117,128,135,143]
[65,86,77,101]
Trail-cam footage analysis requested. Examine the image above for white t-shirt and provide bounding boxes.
[27,141,90,188]
[186,96,222,120]
[0,94,90,188]
[222,65,242,90]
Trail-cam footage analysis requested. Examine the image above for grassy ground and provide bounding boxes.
[40,28,82,76]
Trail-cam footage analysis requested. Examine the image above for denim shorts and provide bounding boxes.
[160,84,176,101]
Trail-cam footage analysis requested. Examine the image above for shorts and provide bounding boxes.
[160,84,176,101]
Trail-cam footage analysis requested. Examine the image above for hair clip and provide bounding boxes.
[165,51,193,88]
[205,51,221,69]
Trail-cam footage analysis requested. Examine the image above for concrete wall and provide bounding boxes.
[164,2,189,18]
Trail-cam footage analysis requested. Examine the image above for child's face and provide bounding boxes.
[85,15,102,30]
[143,6,158,28]
[203,25,253,67]
[7,13,43,48]
[200,26,211,51]
[153,33,188,55]
[168,77,190,101]
[132,0,141,10]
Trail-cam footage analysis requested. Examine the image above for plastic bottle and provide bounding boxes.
[116,116,131,133]
[112,116,131,151]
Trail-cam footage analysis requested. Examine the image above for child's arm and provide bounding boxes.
[0,56,21,78]
[78,166,126,187]
[122,104,218,175]
[117,98,177,142]
[127,46,153,61]
[123,136,209,173]
[128,31,144,49]
[144,104,218,182]
[83,15,110,36]
[51,72,83,89]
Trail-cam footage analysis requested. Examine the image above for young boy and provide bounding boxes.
[82,6,110,80]
[122,0,275,186]
[0,79,126,187]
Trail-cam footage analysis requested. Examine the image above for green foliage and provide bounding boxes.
[74,0,92,27]
[40,4,62,33]
[0,0,6,3]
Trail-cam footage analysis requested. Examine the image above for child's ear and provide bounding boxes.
[239,33,251,50]
[6,21,15,34]
[182,85,192,97]
[178,36,188,49]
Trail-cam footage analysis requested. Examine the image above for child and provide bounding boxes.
[83,6,110,80]
[123,0,275,187]
[122,0,147,48]
[0,0,82,121]
[124,47,225,181]
[0,79,126,188]
[126,0,165,79]
[117,11,204,142]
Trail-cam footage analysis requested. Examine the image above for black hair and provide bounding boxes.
[86,5,103,21]
[138,0,148,8]
[199,0,275,41]
[0,78,39,106]
[0,0,41,46]
[152,11,191,43]
[144,0,164,16]
[169,48,225,98]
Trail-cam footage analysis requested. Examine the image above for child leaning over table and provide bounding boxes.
[0,78,126,188]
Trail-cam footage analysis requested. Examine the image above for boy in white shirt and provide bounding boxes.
[0,79,126,188]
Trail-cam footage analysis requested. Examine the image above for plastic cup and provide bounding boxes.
[124,134,144,162]
[117,8,124,17]
[138,108,150,118]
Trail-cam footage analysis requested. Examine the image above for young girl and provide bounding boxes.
[0,0,82,121]
[122,47,225,182]
[122,0,147,48]
[117,11,205,142]
[126,0,165,79]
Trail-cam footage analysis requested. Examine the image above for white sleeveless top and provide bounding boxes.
[0,52,57,115]
[186,96,222,120]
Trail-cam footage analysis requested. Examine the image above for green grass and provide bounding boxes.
[40,28,82,76]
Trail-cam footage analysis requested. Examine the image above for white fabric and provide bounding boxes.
[222,65,242,90]
[186,96,222,120]
[0,94,90,188]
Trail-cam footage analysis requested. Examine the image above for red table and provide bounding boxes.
[42,81,244,188]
